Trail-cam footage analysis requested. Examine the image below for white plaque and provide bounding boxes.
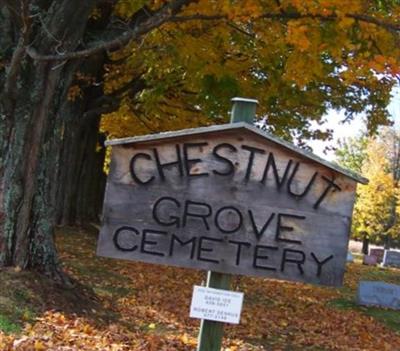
[190,285,244,324]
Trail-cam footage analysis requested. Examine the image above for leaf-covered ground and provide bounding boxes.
[0,227,399,350]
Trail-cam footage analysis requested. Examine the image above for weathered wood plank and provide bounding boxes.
[97,130,358,286]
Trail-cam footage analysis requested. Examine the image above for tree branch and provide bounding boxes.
[227,22,255,38]
[26,0,197,61]
[3,0,31,112]
[348,13,400,33]
[173,11,400,33]
[25,5,400,62]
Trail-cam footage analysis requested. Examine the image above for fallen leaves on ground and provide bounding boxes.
[0,227,399,350]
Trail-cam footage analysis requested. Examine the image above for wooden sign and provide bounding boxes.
[97,123,367,287]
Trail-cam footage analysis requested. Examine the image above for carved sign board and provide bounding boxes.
[358,281,400,310]
[97,123,367,287]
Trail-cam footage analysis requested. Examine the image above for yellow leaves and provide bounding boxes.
[67,72,97,101]
[114,0,147,18]
[337,16,355,29]
[284,52,324,87]
[67,85,82,102]
[287,22,311,52]
[97,0,400,145]
[221,0,263,20]
[34,340,45,350]
[352,134,399,241]
[179,333,197,346]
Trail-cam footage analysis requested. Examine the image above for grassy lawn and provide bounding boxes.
[0,227,399,350]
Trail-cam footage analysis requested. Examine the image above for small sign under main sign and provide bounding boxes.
[190,286,244,324]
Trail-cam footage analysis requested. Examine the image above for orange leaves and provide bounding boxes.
[98,0,400,141]
[67,85,83,102]
[287,22,311,52]
[33,340,45,350]
[368,55,399,75]
[8,312,136,350]
[2,229,400,350]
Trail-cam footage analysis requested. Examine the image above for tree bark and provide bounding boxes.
[0,0,97,281]
[362,234,369,255]
[55,56,107,226]
[56,112,106,226]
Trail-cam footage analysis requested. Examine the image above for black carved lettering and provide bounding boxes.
[313,176,342,209]
[153,145,183,181]
[183,200,212,230]
[183,142,209,178]
[140,229,167,257]
[212,143,237,176]
[287,162,318,198]
[253,245,278,270]
[169,235,197,259]
[281,249,305,274]
[130,153,155,185]
[261,153,293,189]
[197,236,222,264]
[113,226,139,252]
[229,240,251,265]
[248,210,275,241]
[241,145,265,181]
[311,252,334,277]
[275,213,305,244]
[152,197,181,227]
[215,206,243,234]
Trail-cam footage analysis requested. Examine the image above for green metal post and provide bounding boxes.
[230,97,258,124]
[196,97,258,351]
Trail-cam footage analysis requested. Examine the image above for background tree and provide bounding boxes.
[1,0,400,282]
[335,135,368,173]
[352,138,396,253]
[337,128,400,253]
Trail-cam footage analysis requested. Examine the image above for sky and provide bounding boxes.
[309,86,400,161]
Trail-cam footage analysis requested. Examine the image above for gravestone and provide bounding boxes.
[358,281,400,310]
[363,255,377,266]
[369,248,384,263]
[347,252,354,263]
[383,250,400,268]
[97,122,367,287]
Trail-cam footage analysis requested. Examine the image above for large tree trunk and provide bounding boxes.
[55,56,107,226]
[361,233,369,255]
[0,1,97,281]
[56,112,106,226]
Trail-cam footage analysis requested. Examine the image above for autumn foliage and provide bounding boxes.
[0,228,399,350]
[101,0,400,144]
